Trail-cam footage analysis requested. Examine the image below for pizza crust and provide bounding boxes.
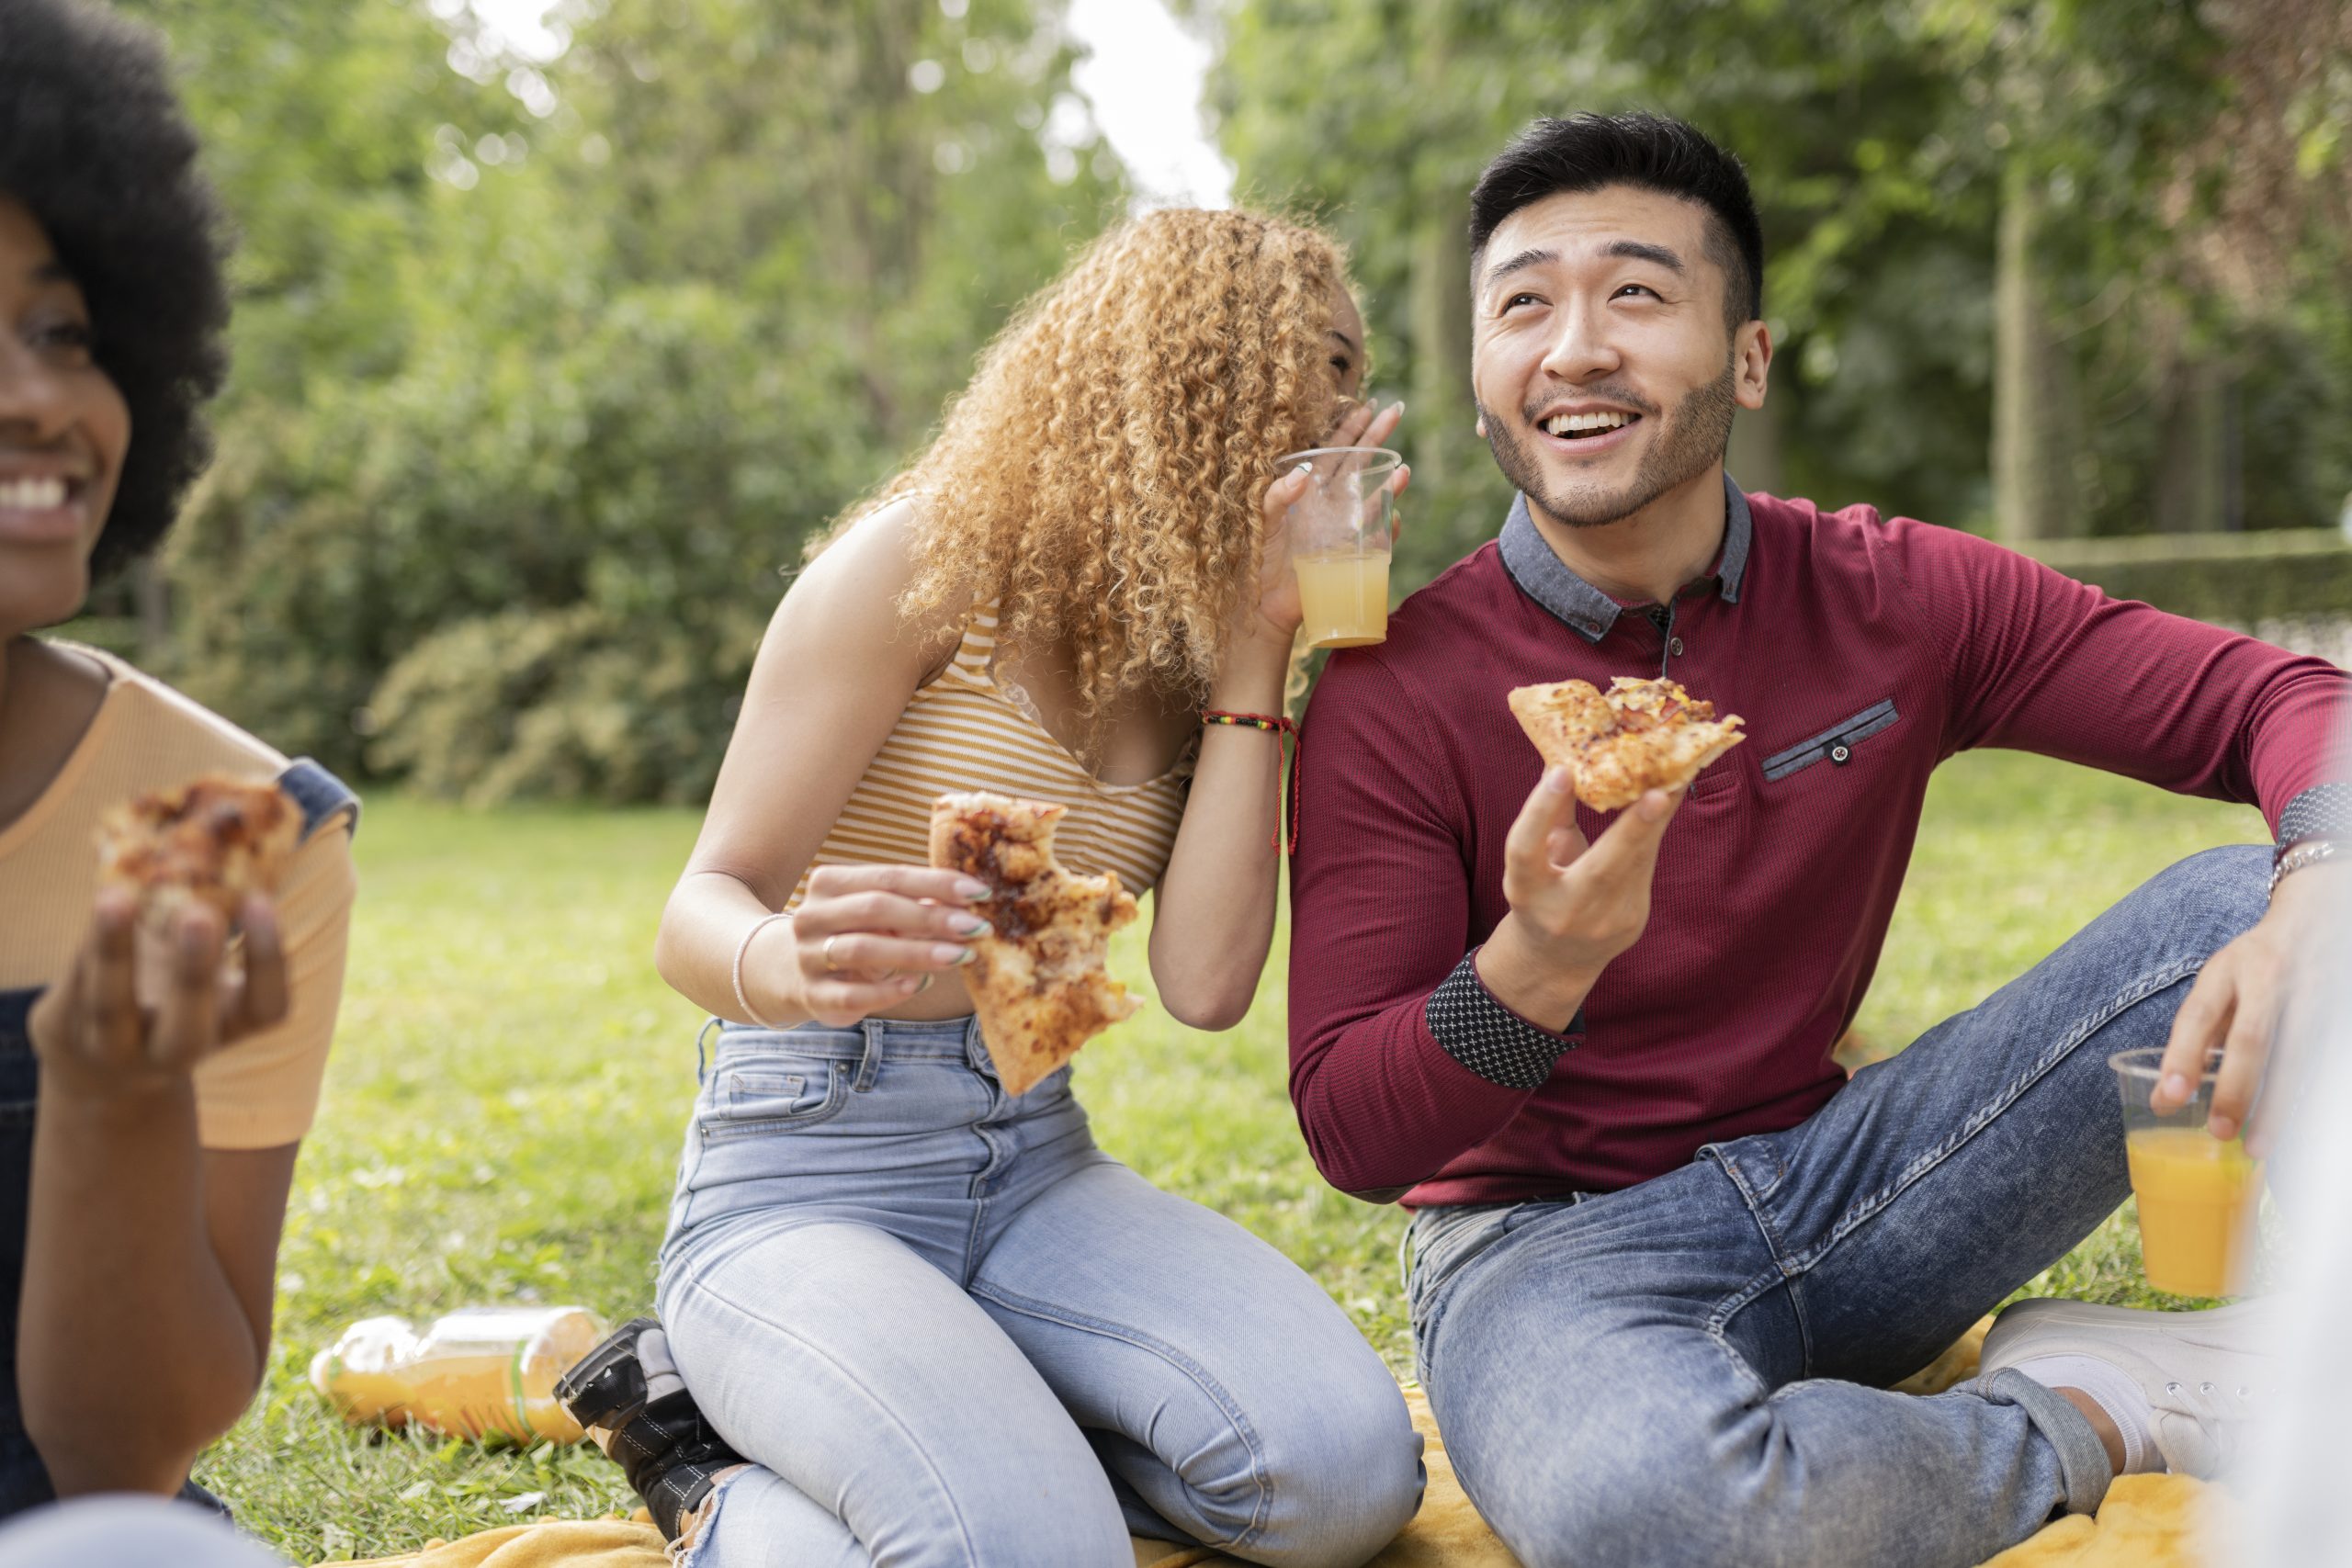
[928,791,1141,1095]
[1507,676,1747,811]
[96,774,302,936]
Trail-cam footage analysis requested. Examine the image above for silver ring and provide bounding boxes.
[821,934,847,973]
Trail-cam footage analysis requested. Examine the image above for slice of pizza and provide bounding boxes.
[929,791,1141,1095]
[1507,675,1747,812]
[96,773,301,936]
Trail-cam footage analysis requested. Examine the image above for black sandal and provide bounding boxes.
[556,1316,745,1540]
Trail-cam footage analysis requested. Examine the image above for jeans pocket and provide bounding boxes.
[698,1060,851,1142]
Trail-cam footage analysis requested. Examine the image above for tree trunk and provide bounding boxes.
[1407,210,1469,486]
[1992,169,2087,541]
[1405,15,1466,488]
[2152,355,2234,534]
[132,558,170,666]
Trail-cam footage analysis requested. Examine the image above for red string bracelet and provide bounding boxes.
[1201,710,1300,854]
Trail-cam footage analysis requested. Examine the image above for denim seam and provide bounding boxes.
[675,1277,987,1565]
[967,1280,1274,1554]
[1407,1221,1526,1388]
[1781,954,2206,1279]
[1704,1158,1818,1377]
[1705,1322,1775,1406]
[1709,1145,1794,1255]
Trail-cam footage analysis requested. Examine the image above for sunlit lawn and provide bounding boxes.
[197,752,2267,1561]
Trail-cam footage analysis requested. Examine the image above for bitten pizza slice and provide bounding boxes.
[96,773,302,936]
[928,791,1141,1095]
[1507,675,1747,812]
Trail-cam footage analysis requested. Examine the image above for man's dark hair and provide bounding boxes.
[1468,112,1764,333]
[0,0,231,581]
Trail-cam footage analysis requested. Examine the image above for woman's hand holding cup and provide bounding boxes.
[1246,400,1408,649]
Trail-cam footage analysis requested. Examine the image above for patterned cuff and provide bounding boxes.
[1423,952,1581,1090]
[2276,784,2351,852]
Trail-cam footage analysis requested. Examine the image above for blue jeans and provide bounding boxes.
[1407,845,2269,1568]
[656,1015,1423,1567]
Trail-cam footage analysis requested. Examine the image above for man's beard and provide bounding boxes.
[1480,358,1738,530]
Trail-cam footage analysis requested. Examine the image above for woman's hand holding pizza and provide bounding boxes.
[759,864,995,1028]
[1475,771,1685,1031]
[29,891,288,1100]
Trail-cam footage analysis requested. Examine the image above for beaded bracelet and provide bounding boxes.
[1203,710,1301,854]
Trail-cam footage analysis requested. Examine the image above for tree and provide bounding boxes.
[133,0,1125,798]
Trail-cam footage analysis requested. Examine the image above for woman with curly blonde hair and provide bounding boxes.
[557,209,1424,1567]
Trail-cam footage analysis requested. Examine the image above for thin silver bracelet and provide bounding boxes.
[2267,840,2339,900]
[730,910,795,1027]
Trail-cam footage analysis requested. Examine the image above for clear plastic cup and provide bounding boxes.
[1278,446,1400,649]
[2109,1047,2263,1296]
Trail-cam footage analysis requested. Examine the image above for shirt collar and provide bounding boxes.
[1497,473,1751,643]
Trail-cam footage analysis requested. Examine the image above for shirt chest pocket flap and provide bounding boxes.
[1759,698,1900,783]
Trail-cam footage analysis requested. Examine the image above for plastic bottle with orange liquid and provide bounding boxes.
[310,1305,605,1444]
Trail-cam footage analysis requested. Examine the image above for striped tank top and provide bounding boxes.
[788,604,1195,908]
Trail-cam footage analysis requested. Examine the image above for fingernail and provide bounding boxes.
[955,878,990,901]
[1641,790,1671,819]
[933,943,971,965]
[2159,1073,2190,1103]
[908,975,931,992]
[955,916,991,938]
[1546,767,1574,795]
[2209,1114,2238,1141]
[1293,461,1314,478]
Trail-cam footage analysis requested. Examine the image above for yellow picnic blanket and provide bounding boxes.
[346,1324,2220,1568]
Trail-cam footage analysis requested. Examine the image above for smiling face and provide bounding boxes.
[0,195,128,633]
[1471,185,1768,531]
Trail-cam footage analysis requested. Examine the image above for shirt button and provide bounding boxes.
[1831,744,1852,764]
[1669,637,1686,657]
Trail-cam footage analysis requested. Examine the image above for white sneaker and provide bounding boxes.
[1978,1297,2271,1478]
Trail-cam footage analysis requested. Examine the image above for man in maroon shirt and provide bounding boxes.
[1289,112,2347,1567]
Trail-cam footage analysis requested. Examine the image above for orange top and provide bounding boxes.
[790,604,1193,909]
[0,645,356,1150]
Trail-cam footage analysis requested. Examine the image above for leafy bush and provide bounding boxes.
[167,280,850,796]
[364,602,763,806]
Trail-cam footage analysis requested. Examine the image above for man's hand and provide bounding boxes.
[28,890,288,1101]
[2151,862,2343,1156]
[1476,767,1683,1029]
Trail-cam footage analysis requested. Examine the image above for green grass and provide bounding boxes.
[196,752,2267,1561]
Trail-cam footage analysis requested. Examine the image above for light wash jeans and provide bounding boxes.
[656,1015,1422,1568]
[1407,845,2269,1568]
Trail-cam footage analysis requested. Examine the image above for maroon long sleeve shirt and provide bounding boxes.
[1287,479,2349,1206]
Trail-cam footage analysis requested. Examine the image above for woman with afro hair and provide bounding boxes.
[551,209,1427,1564]
[0,0,356,1537]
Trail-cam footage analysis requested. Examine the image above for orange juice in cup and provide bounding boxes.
[2109,1048,2263,1296]
[1295,551,1389,648]
[1279,446,1400,649]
